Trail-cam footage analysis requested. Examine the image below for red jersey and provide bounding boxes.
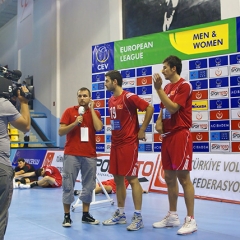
[108,91,149,147]
[160,78,192,136]
[60,106,101,157]
[43,166,62,183]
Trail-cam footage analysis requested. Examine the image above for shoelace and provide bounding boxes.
[181,219,191,228]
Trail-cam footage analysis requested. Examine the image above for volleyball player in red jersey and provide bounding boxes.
[102,70,154,231]
[152,55,197,235]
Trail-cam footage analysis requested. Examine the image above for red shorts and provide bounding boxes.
[161,129,192,171]
[49,178,62,188]
[109,143,139,176]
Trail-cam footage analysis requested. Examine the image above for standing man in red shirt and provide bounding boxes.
[102,70,154,231]
[152,55,197,235]
[59,87,103,227]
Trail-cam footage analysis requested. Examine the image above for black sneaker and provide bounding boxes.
[74,190,81,196]
[62,216,72,227]
[82,213,100,225]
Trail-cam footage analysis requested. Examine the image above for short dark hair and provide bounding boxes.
[163,55,182,75]
[35,168,43,177]
[105,70,123,87]
[17,158,25,163]
[77,87,91,97]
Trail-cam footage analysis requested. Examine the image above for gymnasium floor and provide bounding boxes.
[5,182,240,240]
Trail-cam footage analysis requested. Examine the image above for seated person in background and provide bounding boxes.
[15,165,62,189]
[14,158,37,184]
[74,178,148,195]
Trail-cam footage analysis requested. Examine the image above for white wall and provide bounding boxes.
[0,0,122,146]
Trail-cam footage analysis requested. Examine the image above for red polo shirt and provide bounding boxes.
[60,106,101,157]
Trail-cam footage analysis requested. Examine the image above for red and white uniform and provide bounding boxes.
[43,165,62,188]
[160,78,193,171]
[108,91,149,176]
[109,91,149,146]
[160,78,192,137]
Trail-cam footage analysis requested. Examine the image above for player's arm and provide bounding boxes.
[155,110,164,134]
[138,104,154,140]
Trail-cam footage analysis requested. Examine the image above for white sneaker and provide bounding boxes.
[19,184,31,189]
[153,212,180,228]
[13,181,20,189]
[177,216,197,235]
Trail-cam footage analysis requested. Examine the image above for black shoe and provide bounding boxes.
[74,190,81,196]
[82,213,100,225]
[62,216,72,227]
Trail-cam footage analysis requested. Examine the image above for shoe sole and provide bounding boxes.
[82,220,100,225]
[62,224,71,227]
[177,229,197,235]
[102,220,127,225]
[127,225,144,231]
[153,224,180,228]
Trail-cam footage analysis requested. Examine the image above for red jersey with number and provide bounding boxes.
[108,90,149,147]
[60,106,101,157]
[160,78,192,136]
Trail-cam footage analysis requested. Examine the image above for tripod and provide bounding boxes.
[71,175,114,212]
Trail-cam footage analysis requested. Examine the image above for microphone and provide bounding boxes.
[78,106,85,125]
[0,67,22,79]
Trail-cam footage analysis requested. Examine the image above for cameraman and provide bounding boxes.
[0,85,30,239]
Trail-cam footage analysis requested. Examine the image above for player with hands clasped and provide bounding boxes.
[152,55,197,235]
[102,70,154,231]
[59,87,103,227]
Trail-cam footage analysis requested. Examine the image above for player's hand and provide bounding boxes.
[138,129,146,141]
[153,73,163,90]
[155,119,164,134]
[88,99,95,109]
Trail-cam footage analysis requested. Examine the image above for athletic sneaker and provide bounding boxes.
[13,181,20,189]
[177,216,197,235]
[126,212,144,231]
[19,184,31,189]
[74,190,81,196]
[153,212,180,228]
[62,216,72,227]
[82,213,100,225]
[102,209,127,225]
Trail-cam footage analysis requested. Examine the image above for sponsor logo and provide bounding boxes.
[211,143,230,151]
[231,66,240,73]
[195,92,202,99]
[215,69,222,76]
[232,132,240,139]
[210,90,228,97]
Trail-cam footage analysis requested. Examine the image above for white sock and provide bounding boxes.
[169,211,177,215]
[118,207,124,214]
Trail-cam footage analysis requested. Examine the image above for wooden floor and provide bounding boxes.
[5,182,240,240]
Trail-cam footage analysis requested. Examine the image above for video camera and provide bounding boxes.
[0,66,34,100]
